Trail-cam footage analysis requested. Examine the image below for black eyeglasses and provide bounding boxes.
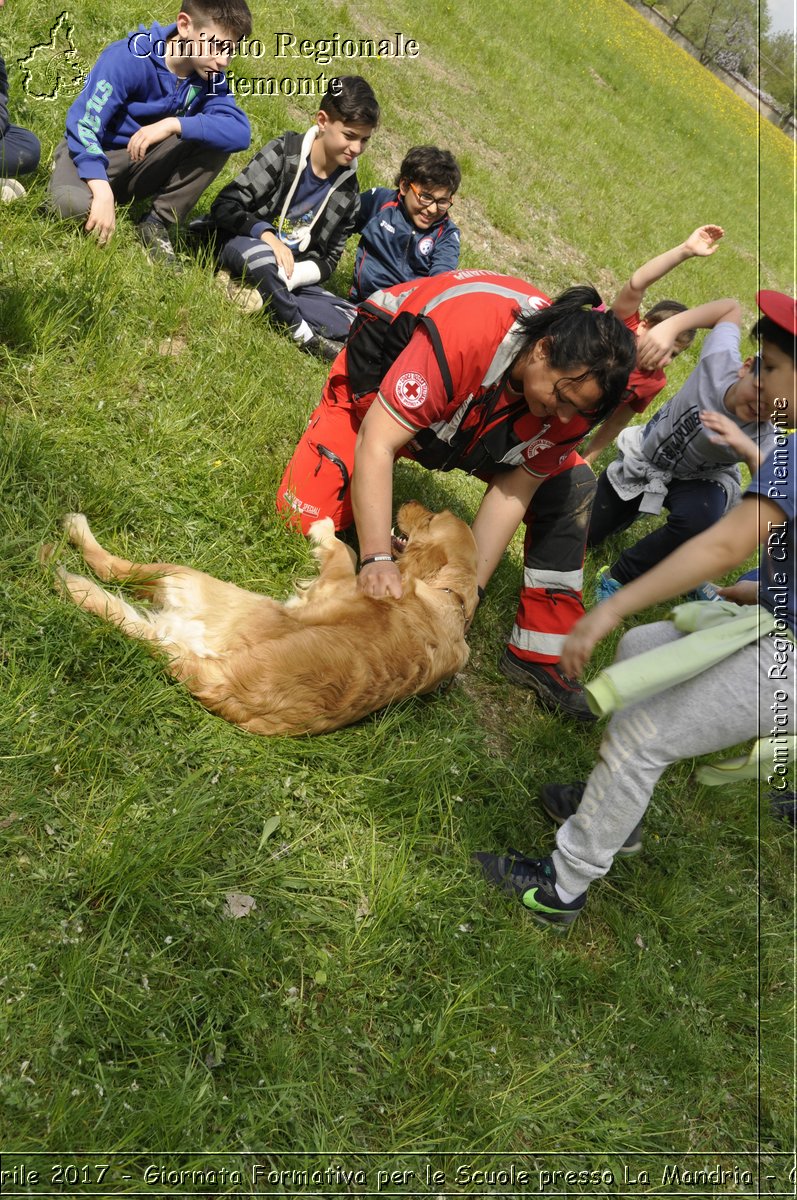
[408,182,454,211]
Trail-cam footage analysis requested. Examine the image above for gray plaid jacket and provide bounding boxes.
[210,130,360,282]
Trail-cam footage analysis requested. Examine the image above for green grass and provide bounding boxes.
[1,0,795,1185]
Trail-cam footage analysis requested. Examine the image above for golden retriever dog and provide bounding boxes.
[52,503,479,736]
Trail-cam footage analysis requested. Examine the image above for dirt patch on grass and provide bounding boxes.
[457,653,517,761]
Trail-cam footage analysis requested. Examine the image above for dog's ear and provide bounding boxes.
[396,501,432,536]
[405,542,449,579]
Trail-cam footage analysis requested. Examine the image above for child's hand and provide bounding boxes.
[262,232,294,279]
[684,225,724,257]
[85,181,116,245]
[635,322,679,370]
[127,118,181,162]
[560,600,623,679]
[717,580,759,605]
[699,410,758,458]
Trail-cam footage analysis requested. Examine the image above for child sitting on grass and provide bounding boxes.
[208,75,379,362]
[588,295,775,601]
[0,1,41,200]
[475,289,796,928]
[582,224,724,466]
[349,145,461,302]
[47,0,252,266]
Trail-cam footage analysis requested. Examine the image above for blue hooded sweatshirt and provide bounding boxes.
[65,21,250,182]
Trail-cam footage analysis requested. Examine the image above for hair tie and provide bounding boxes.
[582,301,606,313]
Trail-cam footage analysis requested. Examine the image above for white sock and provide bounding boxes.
[554,883,583,904]
[292,319,314,344]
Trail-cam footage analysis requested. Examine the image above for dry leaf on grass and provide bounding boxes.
[223,892,256,919]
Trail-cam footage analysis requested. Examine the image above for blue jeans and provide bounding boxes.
[587,470,728,585]
[0,124,41,177]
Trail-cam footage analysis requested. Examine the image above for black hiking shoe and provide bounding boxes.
[540,781,643,855]
[474,850,585,928]
[499,648,596,722]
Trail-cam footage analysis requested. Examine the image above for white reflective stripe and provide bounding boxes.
[523,567,583,591]
[492,420,553,466]
[365,285,416,315]
[241,245,277,267]
[510,625,565,655]
[425,286,545,390]
[421,280,546,316]
[424,395,475,443]
[480,323,526,388]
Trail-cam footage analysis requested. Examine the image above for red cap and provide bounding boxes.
[756,290,797,336]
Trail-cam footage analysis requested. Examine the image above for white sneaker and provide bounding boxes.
[1,178,26,202]
[215,269,264,313]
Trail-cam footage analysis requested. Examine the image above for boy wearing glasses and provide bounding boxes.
[588,296,776,600]
[350,145,461,302]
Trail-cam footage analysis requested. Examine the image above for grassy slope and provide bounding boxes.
[1,0,795,1178]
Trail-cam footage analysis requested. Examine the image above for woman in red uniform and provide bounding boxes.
[278,270,636,719]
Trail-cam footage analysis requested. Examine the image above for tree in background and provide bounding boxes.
[759,29,796,117]
[660,0,794,117]
[664,0,762,68]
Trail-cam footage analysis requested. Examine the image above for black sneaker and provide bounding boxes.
[540,781,643,855]
[474,849,585,927]
[184,214,219,252]
[137,215,180,269]
[299,333,344,362]
[499,648,596,722]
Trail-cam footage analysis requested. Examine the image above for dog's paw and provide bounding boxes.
[52,563,73,597]
[307,517,336,547]
[62,513,90,545]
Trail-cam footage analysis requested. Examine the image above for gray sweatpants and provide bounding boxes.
[48,135,228,226]
[553,620,795,896]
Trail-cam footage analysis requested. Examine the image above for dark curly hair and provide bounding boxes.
[513,285,637,423]
[395,146,461,194]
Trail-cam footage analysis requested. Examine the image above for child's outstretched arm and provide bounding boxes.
[582,405,635,467]
[636,298,741,370]
[561,490,779,677]
[611,225,724,320]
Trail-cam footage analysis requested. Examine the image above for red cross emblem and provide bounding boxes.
[395,372,428,409]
